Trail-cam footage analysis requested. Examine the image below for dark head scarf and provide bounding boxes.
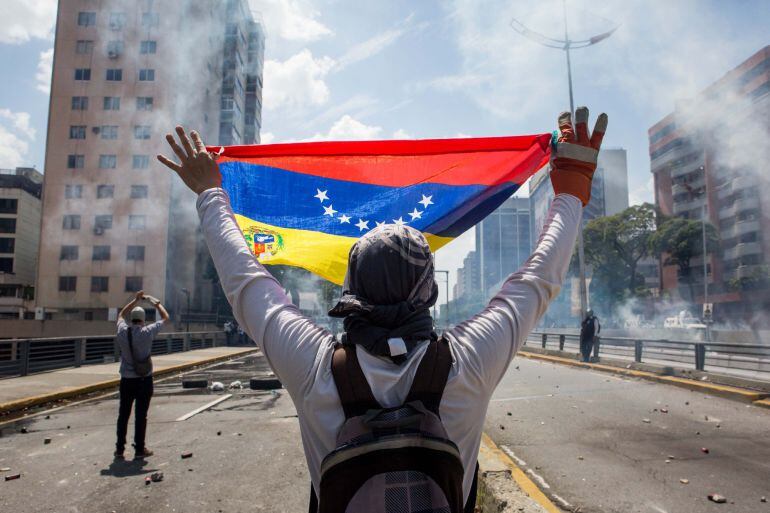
[328,224,438,363]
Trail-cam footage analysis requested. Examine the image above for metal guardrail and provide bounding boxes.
[527,331,770,381]
[0,331,225,378]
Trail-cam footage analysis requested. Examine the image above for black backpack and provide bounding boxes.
[313,337,473,513]
[127,325,153,377]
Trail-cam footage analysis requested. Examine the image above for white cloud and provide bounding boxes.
[335,24,408,71]
[35,47,53,94]
[628,175,655,206]
[260,132,276,144]
[305,94,380,129]
[392,129,413,139]
[0,0,56,44]
[0,109,36,168]
[306,115,382,141]
[250,0,332,41]
[263,49,335,111]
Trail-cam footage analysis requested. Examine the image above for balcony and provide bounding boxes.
[737,264,766,280]
[672,197,705,215]
[719,219,760,240]
[719,195,760,219]
[723,241,762,261]
[717,175,753,200]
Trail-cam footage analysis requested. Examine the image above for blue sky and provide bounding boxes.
[1,0,768,297]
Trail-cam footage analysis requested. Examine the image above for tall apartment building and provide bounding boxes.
[37,0,264,321]
[454,250,479,301]
[476,197,531,296]
[0,168,43,319]
[648,46,770,324]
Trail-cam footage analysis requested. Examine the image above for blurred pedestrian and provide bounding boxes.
[114,290,170,460]
[580,309,600,362]
[224,320,235,346]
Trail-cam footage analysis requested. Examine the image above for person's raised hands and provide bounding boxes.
[157,126,222,194]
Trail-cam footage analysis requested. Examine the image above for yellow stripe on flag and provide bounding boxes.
[233,214,454,285]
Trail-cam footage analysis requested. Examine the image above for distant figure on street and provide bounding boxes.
[114,291,170,460]
[158,106,608,512]
[224,320,236,346]
[580,309,600,362]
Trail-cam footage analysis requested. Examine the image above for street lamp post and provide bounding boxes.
[511,0,618,321]
[181,288,191,332]
[435,270,450,328]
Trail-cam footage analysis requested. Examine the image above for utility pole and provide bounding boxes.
[511,0,618,321]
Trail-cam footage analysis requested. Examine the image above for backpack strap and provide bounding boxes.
[405,337,452,416]
[331,343,381,419]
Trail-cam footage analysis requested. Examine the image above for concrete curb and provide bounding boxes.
[477,433,559,513]
[0,348,257,416]
[518,350,770,407]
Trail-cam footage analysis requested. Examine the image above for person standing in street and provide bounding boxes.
[580,309,600,362]
[114,291,170,459]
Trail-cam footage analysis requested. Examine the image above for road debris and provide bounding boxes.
[507,412,512,416]
[44,438,51,445]
[150,472,164,482]
[210,382,225,392]
[144,476,151,486]
[217,431,222,436]
[19,427,28,434]
[181,452,193,459]
[228,380,242,389]
[701,447,709,454]
[45,415,50,419]
[0,467,10,472]
[578,456,584,460]
[680,479,689,484]
[760,496,766,503]
[642,418,651,423]
[660,408,668,413]
[665,459,671,463]
[5,473,21,481]
[499,424,505,430]
[708,493,727,503]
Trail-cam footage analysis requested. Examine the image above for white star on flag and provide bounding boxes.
[408,208,423,220]
[418,194,433,208]
[376,221,386,227]
[355,219,369,231]
[393,217,406,226]
[339,214,351,224]
[314,189,329,202]
[323,204,337,216]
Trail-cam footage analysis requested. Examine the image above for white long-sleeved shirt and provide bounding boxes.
[196,189,581,502]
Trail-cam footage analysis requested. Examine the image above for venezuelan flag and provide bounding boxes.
[210,135,552,285]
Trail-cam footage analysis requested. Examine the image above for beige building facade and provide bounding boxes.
[37,0,264,321]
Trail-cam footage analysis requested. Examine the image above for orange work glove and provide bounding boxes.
[549,106,608,206]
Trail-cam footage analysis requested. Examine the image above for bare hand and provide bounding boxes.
[135,290,145,301]
[157,126,222,194]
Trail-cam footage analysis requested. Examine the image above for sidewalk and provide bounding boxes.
[0,346,256,415]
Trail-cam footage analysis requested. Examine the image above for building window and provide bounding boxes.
[109,12,126,30]
[127,245,145,261]
[107,40,124,58]
[141,12,159,27]
[100,125,118,139]
[129,215,146,230]
[96,185,114,198]
[130,185,148,198]
[77,12,96,26]
[72,96,89,110]
[74,68,91,81]
[133,125,151,139]
[69,125,86,139]
[136,97,153,111]
[62,215,81,230]
[0,238,14,253]
[67,155,85,169]
[103,96,120,110]
[105,68,122,81]
[132,155,150,169]
[99,155,117,169]
[75,40,94,54]
[60,245,79,261]
[140,40,157,54]
[59,276,77,292]
[125,276,143,292]
[92,245,111,261]
[94,215,113,230]
[221,97,234,110]
[0,198,18,214]
[91,276,109,293]
[138,68,155,81]
[0,219,16,234]
[0,258,13,273]
[65,185,83,199]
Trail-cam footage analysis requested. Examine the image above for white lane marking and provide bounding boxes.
[175,394,232,421]
[526,468,551,489]
[500,445,527,467]
[551,493,572,508]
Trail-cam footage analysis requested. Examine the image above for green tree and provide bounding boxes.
[583,203,658,310]
[651,216,719,301]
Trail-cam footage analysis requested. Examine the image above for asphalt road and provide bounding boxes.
[486,357,770,513]
[0,354,309,513]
